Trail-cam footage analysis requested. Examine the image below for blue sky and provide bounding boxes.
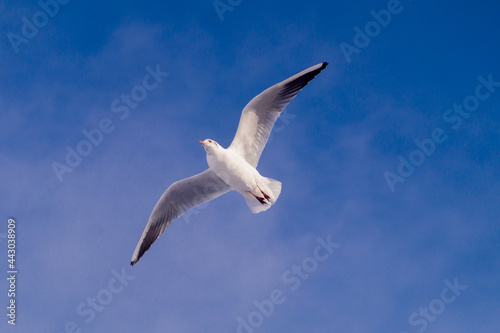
[1,0,499,332]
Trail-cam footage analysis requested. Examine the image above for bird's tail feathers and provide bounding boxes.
[264,177,282,204]
[241,177,282,214]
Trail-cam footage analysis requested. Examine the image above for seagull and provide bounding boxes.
[131,62,328,266]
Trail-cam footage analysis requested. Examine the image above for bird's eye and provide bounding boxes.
[209,140,212,143]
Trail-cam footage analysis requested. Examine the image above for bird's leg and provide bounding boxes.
[256,185,271,201]
[249,191,267,205]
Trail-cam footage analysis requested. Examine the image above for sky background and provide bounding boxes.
[1,0,499,332]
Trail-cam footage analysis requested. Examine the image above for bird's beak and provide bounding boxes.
[199,140,205,145]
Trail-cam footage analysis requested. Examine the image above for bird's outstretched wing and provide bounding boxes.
[229,62,328,167]
[131,169,231,266]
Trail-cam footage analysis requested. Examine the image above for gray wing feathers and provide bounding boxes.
[130,169,231,266]
[229,62,328,167]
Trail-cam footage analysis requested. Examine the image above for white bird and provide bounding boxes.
[131,62,328,266]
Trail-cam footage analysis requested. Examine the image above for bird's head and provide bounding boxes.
[199,139,220,155]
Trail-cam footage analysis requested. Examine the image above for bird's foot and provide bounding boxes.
[256,185,271,201]
[250,191,268,205]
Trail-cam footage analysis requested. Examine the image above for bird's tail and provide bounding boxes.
[241,177,282,214]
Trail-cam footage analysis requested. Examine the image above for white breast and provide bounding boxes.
[207,148,260,191]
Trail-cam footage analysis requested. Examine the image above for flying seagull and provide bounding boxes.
[131,62,328,266]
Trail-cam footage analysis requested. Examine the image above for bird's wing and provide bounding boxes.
[131,169,231,266]
[228,62,328,167]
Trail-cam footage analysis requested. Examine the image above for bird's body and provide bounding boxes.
[130,62,328,266]
[202,140,281,212]
[205,142,257,192]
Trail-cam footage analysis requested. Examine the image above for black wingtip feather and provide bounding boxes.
[277,62,328,101]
